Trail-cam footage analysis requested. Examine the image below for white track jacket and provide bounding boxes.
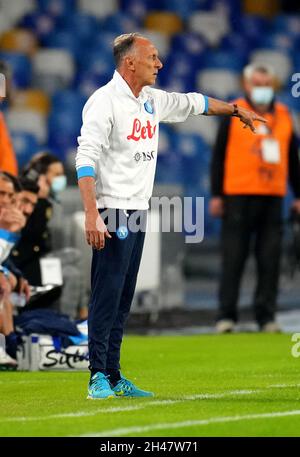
[76,71,208,210]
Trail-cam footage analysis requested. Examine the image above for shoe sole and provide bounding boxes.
[113,393,154,398]
[87,394,116,400]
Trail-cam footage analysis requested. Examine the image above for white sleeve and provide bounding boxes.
[76,91,113,176]
[152,88,208,123]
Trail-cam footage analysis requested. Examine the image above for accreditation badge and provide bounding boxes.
[40,257,63,286]
[261,137,280,164]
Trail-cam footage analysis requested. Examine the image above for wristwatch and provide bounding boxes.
[232,103,239,117]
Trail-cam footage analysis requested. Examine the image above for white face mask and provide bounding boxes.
[51,175,67,194]
[251,86,274,105]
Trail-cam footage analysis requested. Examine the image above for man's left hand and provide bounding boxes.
[291,199,300,214]
[235,105,267,133]
[19,277,31,301]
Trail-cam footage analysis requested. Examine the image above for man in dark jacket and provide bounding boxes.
[210,63,300,333]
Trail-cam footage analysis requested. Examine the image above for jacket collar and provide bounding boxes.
[112,70,148,102]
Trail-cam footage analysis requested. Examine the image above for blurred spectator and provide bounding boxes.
[0,172,25,369]
[210,63,300,333]
[3,176,40,301]
[10,152,85,318]
[0,172,25,260]
[0,61,18,176]
[11,152,66,285]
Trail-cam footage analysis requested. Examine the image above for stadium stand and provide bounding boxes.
[0,0,298,240]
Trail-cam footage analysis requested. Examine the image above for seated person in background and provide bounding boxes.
[0,172,25,263]
[4,176,40,301]
[11,153,85,319]
[11,152,66,285]
[0,266,17,369]
[9,153,84,318]
[0,172,26,368]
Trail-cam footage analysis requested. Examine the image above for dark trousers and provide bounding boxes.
[88,209,146,373]
[218,195,283,326]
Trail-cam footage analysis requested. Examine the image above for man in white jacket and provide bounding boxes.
[76,33,266,399]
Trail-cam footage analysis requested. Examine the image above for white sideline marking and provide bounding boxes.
[2,390,255,422]
[80,409,300,437]
[2,383,299,423]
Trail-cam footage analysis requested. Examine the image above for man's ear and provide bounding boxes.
[125,55,135,71]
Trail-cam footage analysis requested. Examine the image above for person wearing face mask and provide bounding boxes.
[10,153,85,319]
[10,152,67,286]
[209,63,300,333]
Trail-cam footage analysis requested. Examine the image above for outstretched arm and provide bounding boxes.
[207,97,267,133]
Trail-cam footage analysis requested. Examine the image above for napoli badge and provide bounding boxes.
[116,225,129,240]
[144,99,154,114]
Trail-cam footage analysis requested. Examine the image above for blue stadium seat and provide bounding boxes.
[160,52,201,82]
[236,15,271,47]
[257,33,295,54]
[272,14,300,38]
[101,12,140,35]
[119,0,155,20]
[292,52,300,77]
[20,12,57,42]
[0,52,32,88]
[201,50,245,72]
[78,48,115,76]
[157,124,173,156]
[171,32,208,58]
[10,131,39,167]
[155,153,183,185]
[48,109,82,157]
[174,132,210,160]
[158,74,196,93]
[74,72,112,97]
[43,31,83,60]
[91,32,117,55]
[277,90,300,113]
[211,0,242,25]
[37,0,76,17]
[56,12,100,45]
[48,108,82,135]
[51,90,87,112]
[162,0,199,19]
[174,133,210,187]
[220,33,253,61]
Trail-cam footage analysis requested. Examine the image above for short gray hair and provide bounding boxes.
[243,63,275,81]
[113,32,144,67]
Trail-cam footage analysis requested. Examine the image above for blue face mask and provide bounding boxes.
[51,175,67,194]
[251,86,274,105]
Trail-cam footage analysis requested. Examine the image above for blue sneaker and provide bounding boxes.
[111,375,154,398]
[87,372,116,400]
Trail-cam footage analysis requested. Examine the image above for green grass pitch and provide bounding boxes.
[1,333,300,437]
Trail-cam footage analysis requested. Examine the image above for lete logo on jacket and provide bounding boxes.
[127,118,157,141]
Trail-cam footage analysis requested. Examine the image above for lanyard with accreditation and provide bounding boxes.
[260,109,281,165]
